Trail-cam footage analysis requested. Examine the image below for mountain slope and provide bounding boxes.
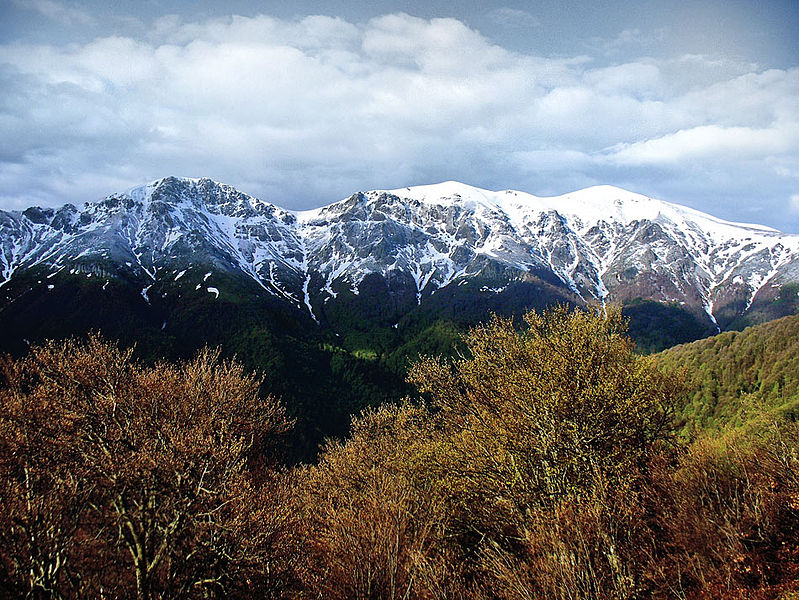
[1,176,797,453]
[656,313,799,431]
[332,182,799,329]
[1,176,798,353]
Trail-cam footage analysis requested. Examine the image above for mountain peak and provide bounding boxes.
[115,176,283,216]
[124,176,221,198]
[384,181,496,204]
[2,176,798,331]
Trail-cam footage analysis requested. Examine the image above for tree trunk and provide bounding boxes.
[135,561,150,600]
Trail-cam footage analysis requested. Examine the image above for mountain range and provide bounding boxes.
[2,175,798,452]
[2,176,798,337]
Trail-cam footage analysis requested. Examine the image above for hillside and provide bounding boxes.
[3,176,799,453]
[656,313,799,431]
[4,307,797,599]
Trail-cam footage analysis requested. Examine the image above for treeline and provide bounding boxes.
[656,313,799,432]
[1,308,798,599]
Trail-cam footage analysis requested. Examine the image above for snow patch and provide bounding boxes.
[480,285,508,293]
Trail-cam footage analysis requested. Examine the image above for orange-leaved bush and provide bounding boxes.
[0,334,295,600]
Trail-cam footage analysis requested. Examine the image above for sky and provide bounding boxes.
[1,1,798,231]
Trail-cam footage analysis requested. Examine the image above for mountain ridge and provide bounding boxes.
[2,176,798,337]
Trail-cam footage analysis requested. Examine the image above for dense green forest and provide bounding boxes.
[1,307,798,599]
[656,313,799,432]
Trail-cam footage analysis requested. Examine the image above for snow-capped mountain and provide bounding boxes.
[2,176,798,332]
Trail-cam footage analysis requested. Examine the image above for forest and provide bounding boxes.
[656,313,799,432]
[1,307,798,599]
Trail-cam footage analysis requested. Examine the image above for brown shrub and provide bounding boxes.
[650,418,799,599]
[408,307,679,561]
[296,402,470,600]
[0,334,297,599]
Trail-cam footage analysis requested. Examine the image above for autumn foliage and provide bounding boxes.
[1,308,798,599]
[293,307,798,599]
[0,335,296,599]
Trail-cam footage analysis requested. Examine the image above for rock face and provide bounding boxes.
[2,176,799,332]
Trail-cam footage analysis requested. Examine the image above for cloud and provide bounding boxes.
[608,124,799,165]
[487,8,540,28]
[582,62,664,97]
[586,28,667,56]
[12,0,95,26]
[0,13,798,231]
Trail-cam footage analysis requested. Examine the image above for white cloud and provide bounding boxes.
[586,27,667,56]
[582,62,664,97]
[0,12,798,231]
[609,124,799,165]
